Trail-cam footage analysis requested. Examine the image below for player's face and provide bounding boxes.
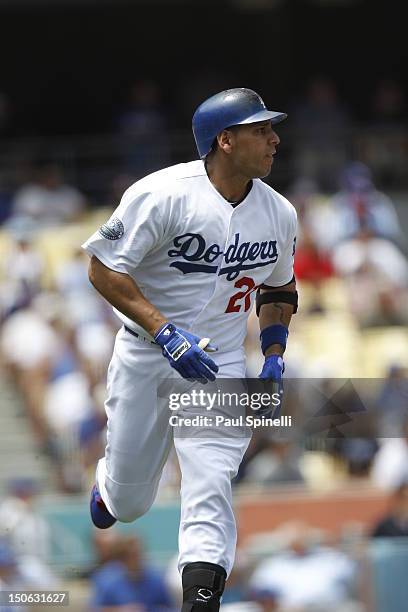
[227,120,281,179]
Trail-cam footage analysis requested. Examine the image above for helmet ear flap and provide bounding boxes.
[209,137,218,156]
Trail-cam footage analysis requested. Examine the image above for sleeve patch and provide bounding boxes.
[99,217,124,240]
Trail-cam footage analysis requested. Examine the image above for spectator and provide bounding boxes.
[334,438,379,478]
[78,394,107,487]
[0,221,44,321]
[373,365,408,437]
[294,226,335,313]
[332,227,408,327]
[247,587,279,612]
[92,530,123,567]
[371,480,408,538]
[328,162,402,246]
[55,247,95,298]
[371,421,408,491]
[286,176,341,253]
[242,439,305,486]
[283,178,336,313]
[294,227,334,286]
[0,541,27,612]
[286,177,319,224]
[0,298,62,448]
[11,163,86,227]
[0,245,115,492]
[0,480,57,589]
[43,357,100,492]
[54,247,115,330]
[249,522,359,612]
[74,321,114,388]
[90,533,174,611]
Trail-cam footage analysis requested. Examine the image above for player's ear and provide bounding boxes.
[217,129,234,155]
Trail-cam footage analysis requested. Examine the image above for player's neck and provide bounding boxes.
[205,157,252,204]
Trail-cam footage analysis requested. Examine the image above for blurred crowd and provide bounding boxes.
[0,75,407,611]
[0,155,407,495]
[2,493,408,611]
[0,152,407,609]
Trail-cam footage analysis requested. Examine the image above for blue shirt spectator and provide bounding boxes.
[90,535,173,611]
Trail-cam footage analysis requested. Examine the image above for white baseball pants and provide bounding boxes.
[95,326,250,576]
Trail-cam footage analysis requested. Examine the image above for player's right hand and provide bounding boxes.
[154,323,219,383]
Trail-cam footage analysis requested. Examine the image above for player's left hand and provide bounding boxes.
[155,323,219,383]
[258,354,284,417]
[259,354,284,381]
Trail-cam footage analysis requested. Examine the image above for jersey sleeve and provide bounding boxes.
[263,205,297,287]
[82,190,166,274]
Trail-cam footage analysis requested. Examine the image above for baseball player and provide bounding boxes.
[82,88,298,611]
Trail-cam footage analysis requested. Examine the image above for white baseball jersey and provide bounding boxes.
[82,160,297,352]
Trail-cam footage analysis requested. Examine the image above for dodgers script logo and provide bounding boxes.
[168,232,278,281]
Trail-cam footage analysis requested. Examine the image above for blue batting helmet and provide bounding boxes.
[192,88,287,158]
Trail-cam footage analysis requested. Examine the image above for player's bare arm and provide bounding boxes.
[258,279,297,356]
[88,255,166,336]
[256,277,298,391]
[89,256,218,382]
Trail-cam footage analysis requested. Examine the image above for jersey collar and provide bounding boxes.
[202,160,254,210]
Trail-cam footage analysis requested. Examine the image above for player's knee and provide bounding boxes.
[110,491,154,523]
[181,562,226,611]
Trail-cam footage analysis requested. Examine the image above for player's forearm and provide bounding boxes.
[88,255,166,336]
[259,281,296,356]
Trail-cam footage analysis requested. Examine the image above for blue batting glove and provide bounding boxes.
[258,354,285,417]
[259,354,284,382]
[155,323,218,383]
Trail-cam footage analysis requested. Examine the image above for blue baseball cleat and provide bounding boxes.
[90,484,117,529]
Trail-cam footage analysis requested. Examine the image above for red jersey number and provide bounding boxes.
[225,276,259,313]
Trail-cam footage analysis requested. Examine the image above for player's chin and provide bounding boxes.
[257,158,273,178]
